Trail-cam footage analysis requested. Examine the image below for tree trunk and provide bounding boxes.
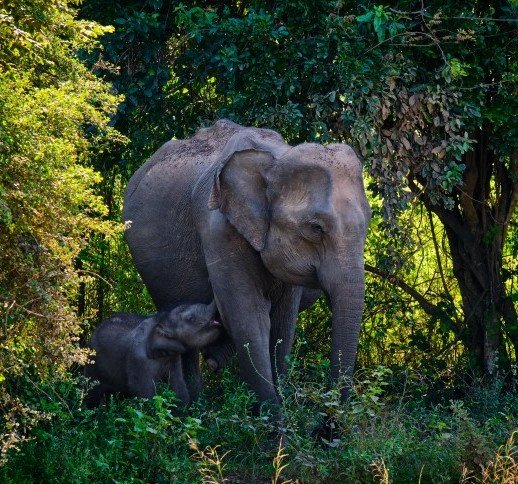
[75,256,86,318]
[425,126,517,375]
[443,223,508,374]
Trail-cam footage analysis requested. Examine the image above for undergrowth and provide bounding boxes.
[1,365,517,483]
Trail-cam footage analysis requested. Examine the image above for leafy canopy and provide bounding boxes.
[0,0,123,458]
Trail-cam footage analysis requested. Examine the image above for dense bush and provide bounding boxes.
[1,368,517,482]
[0,0,124,459]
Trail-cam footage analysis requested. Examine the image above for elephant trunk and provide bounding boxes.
[206,300,217,318]
[319,255,365,401]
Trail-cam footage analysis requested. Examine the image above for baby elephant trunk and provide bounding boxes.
[206,300,217,318]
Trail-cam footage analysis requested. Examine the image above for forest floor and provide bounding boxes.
[1,366,517,483]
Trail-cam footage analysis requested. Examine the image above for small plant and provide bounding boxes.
[350,366,393,420]
[188,436,229,483]
[0,395,50,466]
[480,431,518,484]
[370,458,390,484]
[271,439,290,484]
[357,5,405,42]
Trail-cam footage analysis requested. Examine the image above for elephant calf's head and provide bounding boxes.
[151,300,222,354]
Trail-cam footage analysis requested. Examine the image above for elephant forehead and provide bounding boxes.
[281,143,362,173]
[267,163,331,210]
[270,145,361,200]
[272,144,369,226]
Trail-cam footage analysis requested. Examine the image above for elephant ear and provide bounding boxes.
[209,131,285,251]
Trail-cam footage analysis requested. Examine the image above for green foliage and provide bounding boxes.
[2,382,195,481]
[0,0,114,79]
[1,0,516,477]
[0,0,124,460]
[357,5,404,42]
[70,1,186,327]
[1,369,517,482]
[79,0,179,171]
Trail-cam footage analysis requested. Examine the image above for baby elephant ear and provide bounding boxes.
[209,133,278,251]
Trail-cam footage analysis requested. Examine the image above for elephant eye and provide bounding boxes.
[309,222,324,235]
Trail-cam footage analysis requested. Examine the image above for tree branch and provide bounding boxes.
[501,152,518,241]
[365,263,439,316]
[427,208,451,298]
[500,294,518,356]
[365,263,463,338]
[408,176,488,289]
[460,147,480,235]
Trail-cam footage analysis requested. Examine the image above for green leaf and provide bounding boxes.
[357,12,374,23]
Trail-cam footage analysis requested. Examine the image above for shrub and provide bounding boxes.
[1,368,516,482]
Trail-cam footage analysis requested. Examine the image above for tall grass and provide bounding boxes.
[1,366,517,483]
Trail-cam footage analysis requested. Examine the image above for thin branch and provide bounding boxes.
[76,269,114,289]
[388,9,518,22]
[502,152,518,241]
[365,263,463,338]
[360,31,448,65]
[408,177,488,289]
[427,208,451,299]
[365,263,439,316]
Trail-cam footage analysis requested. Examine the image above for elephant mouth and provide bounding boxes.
[281,271,320,289]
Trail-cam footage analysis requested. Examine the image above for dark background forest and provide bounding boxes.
[0,1,517,482]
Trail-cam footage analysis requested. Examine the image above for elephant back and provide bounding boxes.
[122,120,273,309]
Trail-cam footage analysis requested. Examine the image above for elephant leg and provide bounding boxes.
[84,383,108,408]
[84,364,109,408]
[212,285,277,406]
[233,320,277,407]
[182,349,201,401]
[269,285,303,384]
[132,380,157,399]
[129,371,158,399]
[165,354,190,406]
[126,356,161,399]
[203,214,278,408]
[299,288,322,311]
[202,332,235,371]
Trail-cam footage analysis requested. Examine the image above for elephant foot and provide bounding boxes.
[258,432,287,455]
[84,383,110,409]
[252,401,288,453]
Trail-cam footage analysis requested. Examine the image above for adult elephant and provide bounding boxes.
[122,120,370,406]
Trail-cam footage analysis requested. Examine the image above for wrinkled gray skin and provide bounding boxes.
[123,120,370,407]
[84,301,220,408]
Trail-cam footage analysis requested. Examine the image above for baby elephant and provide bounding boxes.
[84,301,221,408]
